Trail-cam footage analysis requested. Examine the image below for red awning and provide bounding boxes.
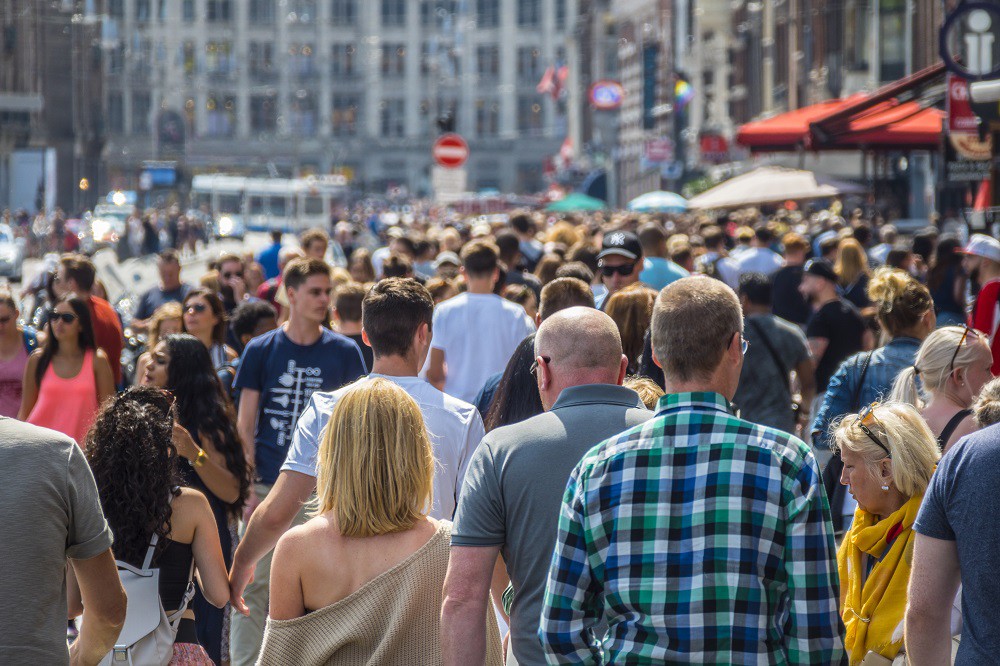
[737,63,945,152]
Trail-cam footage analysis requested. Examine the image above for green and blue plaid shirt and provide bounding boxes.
[539,392,845,665]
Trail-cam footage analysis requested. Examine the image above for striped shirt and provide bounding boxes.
[539,391,845,665]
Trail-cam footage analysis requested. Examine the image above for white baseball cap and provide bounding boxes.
[961,234,1000,264]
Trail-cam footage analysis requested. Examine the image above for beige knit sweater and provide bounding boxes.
[257,521,503,666]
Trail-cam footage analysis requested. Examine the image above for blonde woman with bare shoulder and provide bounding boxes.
[258,378,502,666]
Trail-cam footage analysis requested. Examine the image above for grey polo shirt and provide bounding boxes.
[452,384,652,666]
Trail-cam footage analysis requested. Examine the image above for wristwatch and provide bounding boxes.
[192,448,208,468]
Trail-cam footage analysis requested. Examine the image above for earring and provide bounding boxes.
[881,485,889,492]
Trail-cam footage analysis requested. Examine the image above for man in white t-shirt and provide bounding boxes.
[425,239,536,402]
[229,278,485,615]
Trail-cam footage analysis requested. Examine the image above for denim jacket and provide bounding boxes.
[811,337,922,451]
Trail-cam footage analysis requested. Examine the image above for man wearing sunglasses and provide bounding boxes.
[594,230,646,310]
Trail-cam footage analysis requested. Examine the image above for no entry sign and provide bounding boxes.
[433,133,469,169]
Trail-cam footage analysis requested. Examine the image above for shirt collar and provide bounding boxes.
[550,384,644,411]
[886,336,922,348]
[655,391,733,416]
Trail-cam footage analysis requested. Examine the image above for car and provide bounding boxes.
[0,224,25,282]
[88,203,132,249]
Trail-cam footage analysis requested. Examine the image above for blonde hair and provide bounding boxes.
[547,221,583,247]
[867,267,933,337]
[890,326,991,408]
[148,301,183,349]
[834,238,869,287]
[832,402,939,499]
[974,376,1000,428]
[313,378,434,537]
[624,375,664,409]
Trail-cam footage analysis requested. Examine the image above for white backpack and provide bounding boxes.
[99,532,195,666]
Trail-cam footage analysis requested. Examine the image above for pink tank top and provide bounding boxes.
[27,349,99,446]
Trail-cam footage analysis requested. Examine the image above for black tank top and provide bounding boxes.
[122,537,193,611]
[937,409,973,452]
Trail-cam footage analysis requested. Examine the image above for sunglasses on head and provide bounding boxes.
[856,402,892,459]
[52,312,78,324]
[949,325,986,371]
[599,263,636,277]
[186,303,209,314]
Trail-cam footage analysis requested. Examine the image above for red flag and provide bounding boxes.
[551,65,568,100]
[536,65,555,96]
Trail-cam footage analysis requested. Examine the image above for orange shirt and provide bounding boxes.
[87,296,123,385]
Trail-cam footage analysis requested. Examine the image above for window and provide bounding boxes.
[108,43,126,74]
[879,0,906,82]
[205,41,233,77]
[380,98,405,137]
[556,0,567,30]
[290,92,318,137]
[207,0,231,22]
[206,95,236,137]
[182,0,194,22]
[136,0,151,22]
[421,1,456,28]
[289,0,317,23]
[517,0,540,27]
[289,43,316,78]
[381,0,406,27]
[331,95,360,136]
[477,45,499,79]
[249,0,275,24]
[517,95,542,134]
[249,42,274,79]
[182,41,196,77]
[132,92,151,136]
[476,0,498,27]
[109,0,124,18]
[475,99,499,137]
[331,0,356,25]
[331,43,355,78]
[517,47,541,83]
[107,93,124,134]
[381,43,406,77]
[251,94,278,132]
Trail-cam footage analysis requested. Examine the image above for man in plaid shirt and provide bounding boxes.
[539,276,845,664]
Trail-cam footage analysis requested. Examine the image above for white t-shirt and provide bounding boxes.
[371,246,391,278]
[430,292,536,403]
[734,247,784,280]
[281,374,485,520]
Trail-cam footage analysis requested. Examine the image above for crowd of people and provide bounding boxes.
[5,203,1000,665]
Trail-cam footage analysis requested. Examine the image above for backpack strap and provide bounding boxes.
[141,533,159,571]
[850,351,875,413]
[746,318,790,393]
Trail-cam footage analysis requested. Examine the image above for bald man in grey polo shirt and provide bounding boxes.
[441,307,653,665]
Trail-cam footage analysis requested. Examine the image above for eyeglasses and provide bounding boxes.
[730,332,748,355]
[52,312,78,324]
[529,355,552,375]
[599,262,637,277]
[948,325,986,370]
[857,402,892,459]
[186,303,209,314]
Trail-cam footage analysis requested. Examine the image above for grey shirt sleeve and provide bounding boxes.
[65,443,114,560]
[450,439,506,547]
[914,455,956,541]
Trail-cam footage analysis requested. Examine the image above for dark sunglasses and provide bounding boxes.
[186,303,209,314]
[52,312,78,324]
[599,263,636,277]
[223,271,244,280]
[856,402,892,459]
[529,355,552,375]
[948,325,986,370]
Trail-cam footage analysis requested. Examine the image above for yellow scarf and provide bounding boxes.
[837,494,922,665]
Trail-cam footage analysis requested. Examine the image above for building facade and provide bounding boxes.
[101,0,576,197]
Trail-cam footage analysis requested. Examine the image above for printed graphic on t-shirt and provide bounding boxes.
[262,359,324,450]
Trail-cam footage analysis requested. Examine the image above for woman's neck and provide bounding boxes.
[928,386,970,412]
[195,331,214,349]
[58,338,82,355]
[0,328,21,353]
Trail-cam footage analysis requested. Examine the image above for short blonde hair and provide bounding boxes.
[974,376,1000,428]
[313,378,434,537]
[148,301,183,349]
[832,402,939,499]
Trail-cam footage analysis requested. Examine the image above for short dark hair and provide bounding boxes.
[754,225,774,244]
[509,212,535,235]
[334,282,366,322]
[460,239,500,277]
[362,278,434,358]
[554,261,594,284]
[494,230,520,262]
[382,253,413,278]
[701,226,726,250]
[59,254,97,291]
[539,277,594,321]
[300,227,329,251]
[284,257,331,290]
[637,223,666,254]
[738,272,773,307]
[852,223,873,246]
[158,249,181,264]
[217,252,244,270]
[230,300,277,341]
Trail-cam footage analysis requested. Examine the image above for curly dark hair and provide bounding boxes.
[85,386,180,564]
[163,333,250,517]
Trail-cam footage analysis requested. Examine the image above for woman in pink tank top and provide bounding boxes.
[19,293,115,446]
[0,292,35,418]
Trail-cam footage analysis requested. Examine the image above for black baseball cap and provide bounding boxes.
[804,258,838,283]
[598,230,642,261]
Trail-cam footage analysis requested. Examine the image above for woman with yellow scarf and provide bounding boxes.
[833,402,940,665]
